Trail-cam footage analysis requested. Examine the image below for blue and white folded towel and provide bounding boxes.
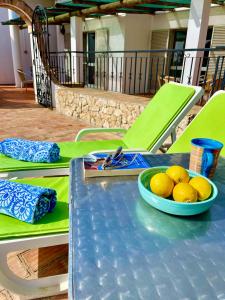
[0,180,57,223]
[0,138,60,163]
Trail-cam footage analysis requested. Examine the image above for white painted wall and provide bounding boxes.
[153,10,189,31]
[124,14,153,51]
[123,14,153,93]
[8,9,23,87]
[84,14,154,93]
[64,24,71,50]
[0,9,33,84]
[84,15,126,52]
[19,28,32,80]
[0,6,59,85]
[208,6,225,27]
[0,9,14,84]
[182,0,210,85]
[153,6,225,31]
[56,25,65,52]
[84,15,126,91]
[82,5,225,52]
[85,14,153,51]
[48,25,58,52]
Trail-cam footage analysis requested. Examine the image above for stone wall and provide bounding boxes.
[55,86,200,137]
[56,87,148,129]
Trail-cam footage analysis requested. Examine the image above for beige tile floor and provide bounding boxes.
[0,86,120,300]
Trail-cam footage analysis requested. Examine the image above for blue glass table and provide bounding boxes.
[69,153,225,300]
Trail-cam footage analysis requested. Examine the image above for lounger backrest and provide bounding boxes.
[123,83,195,150]
[168,91,225,157]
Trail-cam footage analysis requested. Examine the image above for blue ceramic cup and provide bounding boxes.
[189,138,223,178]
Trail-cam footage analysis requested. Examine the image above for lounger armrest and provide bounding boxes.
[75,128,127,141]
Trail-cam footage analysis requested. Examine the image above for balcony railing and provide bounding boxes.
[49,47,225,96]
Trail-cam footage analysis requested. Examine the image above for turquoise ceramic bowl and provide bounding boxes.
[138,166,218,216]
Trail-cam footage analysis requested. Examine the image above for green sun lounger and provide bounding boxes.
[0,176,69,240]
[0,176,69,299]
[0,83,203,179]
[168,90,225,157]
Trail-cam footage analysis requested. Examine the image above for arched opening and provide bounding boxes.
[0,1,33,88]
[0,0,32,26]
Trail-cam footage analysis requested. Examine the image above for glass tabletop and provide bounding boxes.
[69,153,225,300]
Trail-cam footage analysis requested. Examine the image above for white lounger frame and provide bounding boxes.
[0,233,68,299]
[0,83,204,299]
[0,167,70,180]
[75,83,204,153]
[0,83,203,180]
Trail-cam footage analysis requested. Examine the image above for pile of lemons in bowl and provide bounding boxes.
[150,165,212,203]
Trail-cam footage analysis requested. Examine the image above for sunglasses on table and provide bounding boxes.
[102,147,138,170]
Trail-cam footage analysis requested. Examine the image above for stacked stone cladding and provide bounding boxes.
[55,87,147,130]
[55,87,200,136]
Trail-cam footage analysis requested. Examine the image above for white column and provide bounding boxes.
[56,25,65,52]
[8,10,23,87]
[70,16,83,83]
[182,0,211,85]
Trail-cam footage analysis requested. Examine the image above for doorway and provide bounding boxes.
[83,31,95,85]
[170,28,213,79]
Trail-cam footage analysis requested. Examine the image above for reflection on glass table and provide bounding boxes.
[69,153,225,300]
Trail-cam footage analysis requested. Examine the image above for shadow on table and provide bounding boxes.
[136,197,211,240]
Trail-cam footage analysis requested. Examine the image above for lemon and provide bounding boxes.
[189,176,212,201]
[173,183,197,203]
[150,173,174,198]
[166,165,189,184]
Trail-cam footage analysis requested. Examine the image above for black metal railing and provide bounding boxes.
[49,47,225,96]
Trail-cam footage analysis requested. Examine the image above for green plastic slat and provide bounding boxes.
[137,4,177,9]
[168,92,225,157]
[1,17,25,25]
[123,84,195,151]
[55,0,192,13]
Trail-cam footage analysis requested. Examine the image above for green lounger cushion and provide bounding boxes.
[168,93,225,157]
[0,177,68,240]
[0,139,126,172]
[0,83,195,173]
[123,83,195,150]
